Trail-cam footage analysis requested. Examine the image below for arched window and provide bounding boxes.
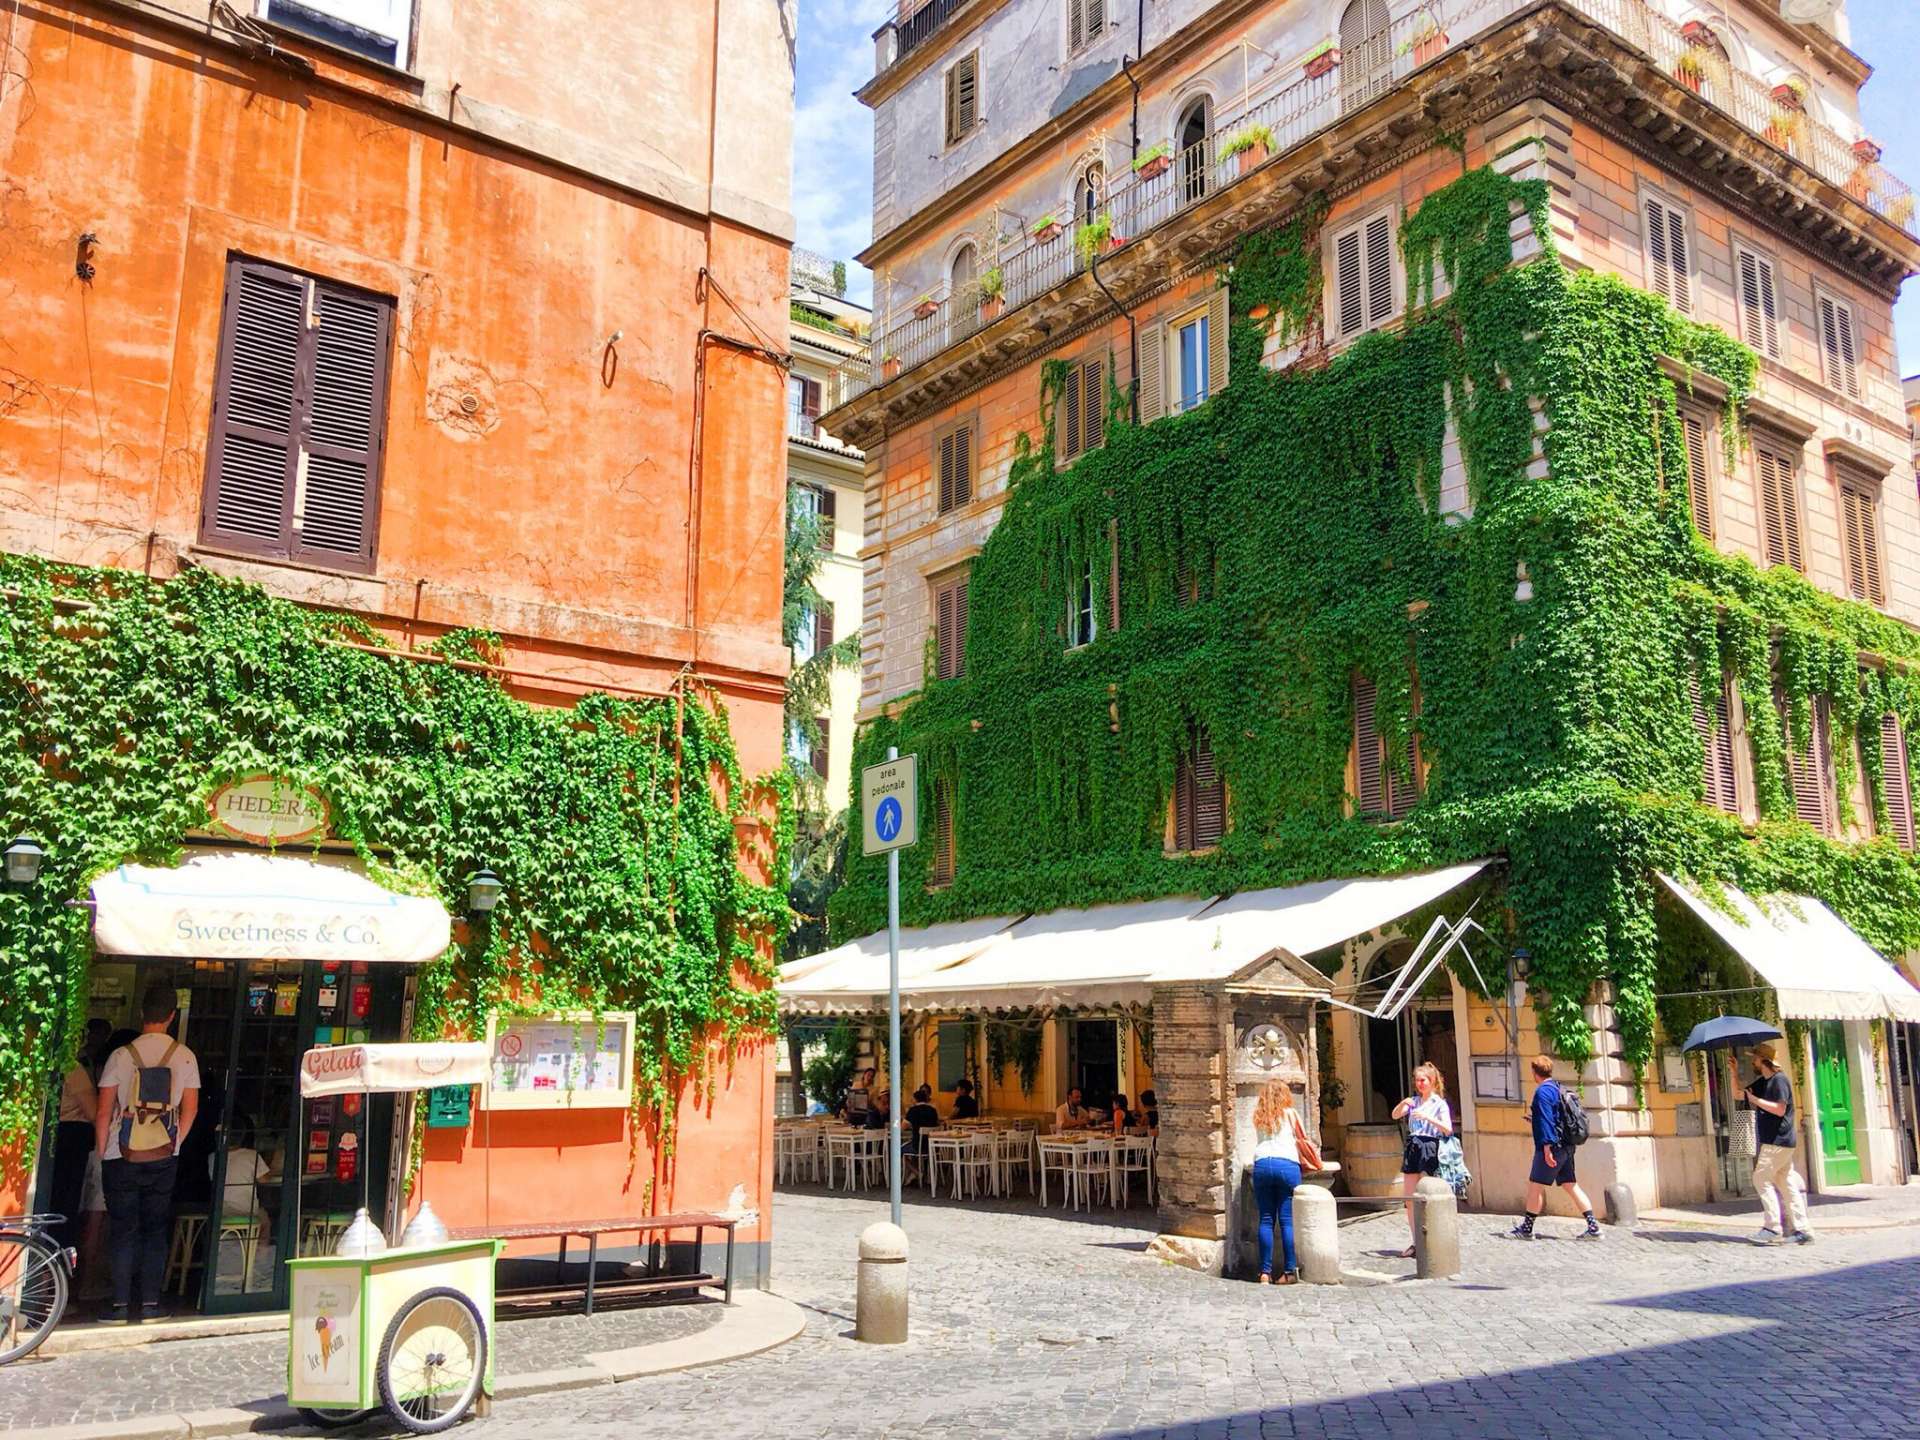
[1177,97,1211,206]
[1077,163,1105,228]
[949,242,978,301]
[1676,20,1730,100]
[1339,0,1391,115]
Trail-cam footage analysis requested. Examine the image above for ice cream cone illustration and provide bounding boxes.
[315,1315,333,1370]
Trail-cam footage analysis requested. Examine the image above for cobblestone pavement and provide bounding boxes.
[491,1186,1920,1440]
[1,1294,721,1429]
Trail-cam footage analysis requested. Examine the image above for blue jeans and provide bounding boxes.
[1252,1157,1301,1276]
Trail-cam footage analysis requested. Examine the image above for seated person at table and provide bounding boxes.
[1138,1089,1159,1137]
[841,1067,877,1125]
[1110,1094,1135,1135]
[1055,1087,1091,1130]
[951,1077,980,1120]
[865,1088,891,1129]
[904,1086,941,1178]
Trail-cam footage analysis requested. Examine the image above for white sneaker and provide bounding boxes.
[1749,1227,1781,1245]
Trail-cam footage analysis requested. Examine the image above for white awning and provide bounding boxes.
[778,863,1491,1016]
[1659,874,1920,1024]
[91,849,452,965]
[300,1042,490,1098]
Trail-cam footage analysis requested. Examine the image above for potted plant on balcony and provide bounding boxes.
[912,292,939,320]
[1133,142,1172,181]
[1847,137,1883,201]
[1033,212,1063,243]
[1075,214,1119,262]
[1398,9,1448,67]
[1889,193,1916,230]
[1302,40,1339,80]
[881,352,902,382]
[1679,19,1714,45]
[977,266,1005,322]
[1673,48,1706,94]
[1770,78,1806,111]
[1219,122,1276,176]
[1765,106,1804,151]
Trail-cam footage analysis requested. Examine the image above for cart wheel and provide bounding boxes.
[376,1286,487,1434]
[295,1407,377,1429]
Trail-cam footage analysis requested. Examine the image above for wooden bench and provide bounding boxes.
[448,1212,736,1314]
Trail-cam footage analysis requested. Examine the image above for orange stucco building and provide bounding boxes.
[1,0,795,1297]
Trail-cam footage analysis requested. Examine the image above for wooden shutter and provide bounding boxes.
[1174,728,1224,850]
[1086,0,1105,42]
[1068,0,1086,53]
[1136,322,1165,424]
[1780,693,1833,834]
[934,572,969,680]
[1680,412,1714,537]
[814,603,835,652]
[1353,673,1386,815]
[1643,195,1692,314]
[1818,293,1860,398]
[1107,520,1121,634]
[1364,213,1394,329]
[203,262,305,556]
[1755,441,1804,572]
[1880,715,1915,850]
[1840,481,1884,605]
[1737,248,1780,360]
[1206,289,1230,398]
[937,422,974,513]
[1336,225,1364,339]
[945,53,978,144]
[1060,363,1083,461]
[812,717,831,779]
[1081,358,1104,454]
[1691,671,1739,813]
[930,780,956,885]
[297,284,389,568]
[819,483,837,522]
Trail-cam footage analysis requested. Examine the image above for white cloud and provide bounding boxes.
[795,0,878,302]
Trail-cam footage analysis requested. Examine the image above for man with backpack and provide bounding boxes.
[1511,1054,1600,1241]
[93,982,200,1322]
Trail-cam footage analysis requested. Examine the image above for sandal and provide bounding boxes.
[1277,1272,1300,1285]
[1257,1272,1272,1284]
[1398,1245,1417,1259]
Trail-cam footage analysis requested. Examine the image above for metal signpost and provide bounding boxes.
[861,748,918,1226]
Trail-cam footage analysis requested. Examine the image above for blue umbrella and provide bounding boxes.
[1681,1015,1782,1053]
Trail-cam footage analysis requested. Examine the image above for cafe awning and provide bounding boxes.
[299,1041,490,1097]
[778,862,1492,1016]
[90,849,453,965]
[1659,874,1920,1023]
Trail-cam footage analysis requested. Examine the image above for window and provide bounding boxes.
[932,568,970,680]
[944,51,980,146]
[1777,692,1834,835]
[1754,436,1805,573]
[1066,0,1107,57]
[1691,670,1739,814]
[1352,673,1419,819]
[1678,408,1715,538]
[1057,355,1106,463]
[929,779,956,886]
[1066,551,1097,649]
[1816,290,1861,399]
[936,419,975,513]
[813,601,836,656]
[1172,727,1225,850]
[1136,290,1228,423]
[1177,97,1212,206]
[936,1022,970,1089]
[1077,163,1105,228]
[812,717,831,780]
[1641,192,1693,315]
[201,258,392,573]
[261,0,409,66]
[787,375,824,440]
[1330,209,1397,342]
[1838,473,1885,605]
[1339,0,1392,114]
[792,481,835,549]
[1735,246,1781,361]
[1880,714,1916,851]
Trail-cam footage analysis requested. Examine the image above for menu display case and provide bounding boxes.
[481,1011,634,1111]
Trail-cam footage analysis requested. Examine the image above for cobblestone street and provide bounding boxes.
[495,1187,1920,1440]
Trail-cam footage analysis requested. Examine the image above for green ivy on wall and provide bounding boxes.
[829,157,1920,1071]
[0,559,786,1146]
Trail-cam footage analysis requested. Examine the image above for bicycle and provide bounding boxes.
[0,1214,75,1364]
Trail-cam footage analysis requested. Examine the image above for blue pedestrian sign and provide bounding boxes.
[861,754,919,856]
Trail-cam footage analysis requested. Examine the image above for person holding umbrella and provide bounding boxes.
[1745,1042,1813,1246]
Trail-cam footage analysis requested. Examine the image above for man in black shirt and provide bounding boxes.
[904,1086,941,1183]
[951,1077,980,1120]
[1745,1042,1812,1245]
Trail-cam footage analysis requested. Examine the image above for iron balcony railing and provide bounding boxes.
[862,0,1915,392]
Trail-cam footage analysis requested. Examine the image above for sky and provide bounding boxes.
[796,0,1920,368]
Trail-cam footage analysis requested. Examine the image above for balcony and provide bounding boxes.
[858,0,1917,396]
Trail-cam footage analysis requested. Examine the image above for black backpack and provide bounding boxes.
[1557,1086,1590,1148]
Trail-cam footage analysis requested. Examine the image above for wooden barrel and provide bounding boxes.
[1342,1122,1404,1199]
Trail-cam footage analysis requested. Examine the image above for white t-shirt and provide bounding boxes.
[1253,1112,1301,1162]
[98,1032,201,1161]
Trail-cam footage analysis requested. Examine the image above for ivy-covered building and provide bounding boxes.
[808,0,1920,1254]
[0,0,796,1307]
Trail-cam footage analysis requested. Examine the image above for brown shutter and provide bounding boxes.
[1173,728,1224,849]
[1363,214,1394,328]
[1841,482,1883,605]
[1780,693,1833,834]
[1086,0,1105,41]
[1756,441,1804,572]
[1737,249,1780,359]
[1068,0,1085,52]
[812,717,831,779]
[203,261,305,556]
[1081,358,1104,453]
[945,53,978,144]
[815,604,834,652]
[1059,363,1083,462]
[1881,714,1915,851]
[933,572,969,680]
[930,780,956,885]
[1681,412,1714,538]
[1692,672,1738,812]
[1819,294,1860,398]
[937,423,973,513]
[1385,734,1419,819]
[1207,288,1230,397]
[1107,519,1121,634]
[819,483,837,522]
[1353,674,1385,815]
[1136,323,1165,424]
[295,283,389,569]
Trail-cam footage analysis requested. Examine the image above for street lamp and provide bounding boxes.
[4,837,45,888]
[467,867,503,915]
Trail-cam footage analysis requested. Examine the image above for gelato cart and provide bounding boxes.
[288,1042,499,1434]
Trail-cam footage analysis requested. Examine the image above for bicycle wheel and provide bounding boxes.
[0,1232,68,1365]
[376,1286,486,1434]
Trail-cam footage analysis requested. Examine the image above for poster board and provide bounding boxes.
[481,1011,635,1111]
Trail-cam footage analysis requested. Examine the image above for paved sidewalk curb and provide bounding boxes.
[18,1291,806,1440]
[1638,1210,1920,1234]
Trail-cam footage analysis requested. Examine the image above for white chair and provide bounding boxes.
[926,1133,966,1198]
[1073,1137,1114,1210]
[1037,1139,1079,1208]
[1111,1135,1154,1207]
[826,1131,864,1191]
[996,1127,1034,1195]
[958,1132,998,1198]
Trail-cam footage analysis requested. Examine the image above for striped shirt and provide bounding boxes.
[1406,1092,1451,1138]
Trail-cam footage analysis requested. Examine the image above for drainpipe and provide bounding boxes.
[1130,0,1145,161]
[1087,242,1138,426]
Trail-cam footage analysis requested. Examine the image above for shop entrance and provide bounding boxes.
[1812,1021,1862,1186]
[44,956,408,1316]
[1359,943,1460,1127]
[1067,1020,1120,1108]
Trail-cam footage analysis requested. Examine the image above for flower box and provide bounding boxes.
[1412,31,1448,66]
[1304,46,1340,80]
[1853,138,1884,164]
[881,355,902,381]
[1235,140,1270,176]
[1770,82,1804,110]
[913,298,939,320]
[1679,20,1714,44]
[1134,153,1171,181]
[1673,56,1705,93]
[979,294,1004,323]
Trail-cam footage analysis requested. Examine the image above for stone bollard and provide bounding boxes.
[1603,1181,1636,1228]
[1293,1183,1341,1285]
[855,1221,908,1344]
[1412,1176,1460,1279]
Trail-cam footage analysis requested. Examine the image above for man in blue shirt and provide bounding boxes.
[1511,1054,1599,1240]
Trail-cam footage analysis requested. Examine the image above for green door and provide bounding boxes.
[1812,1021,1863,1186]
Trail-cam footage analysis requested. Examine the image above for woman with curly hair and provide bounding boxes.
[1250,1079,1308,1285]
